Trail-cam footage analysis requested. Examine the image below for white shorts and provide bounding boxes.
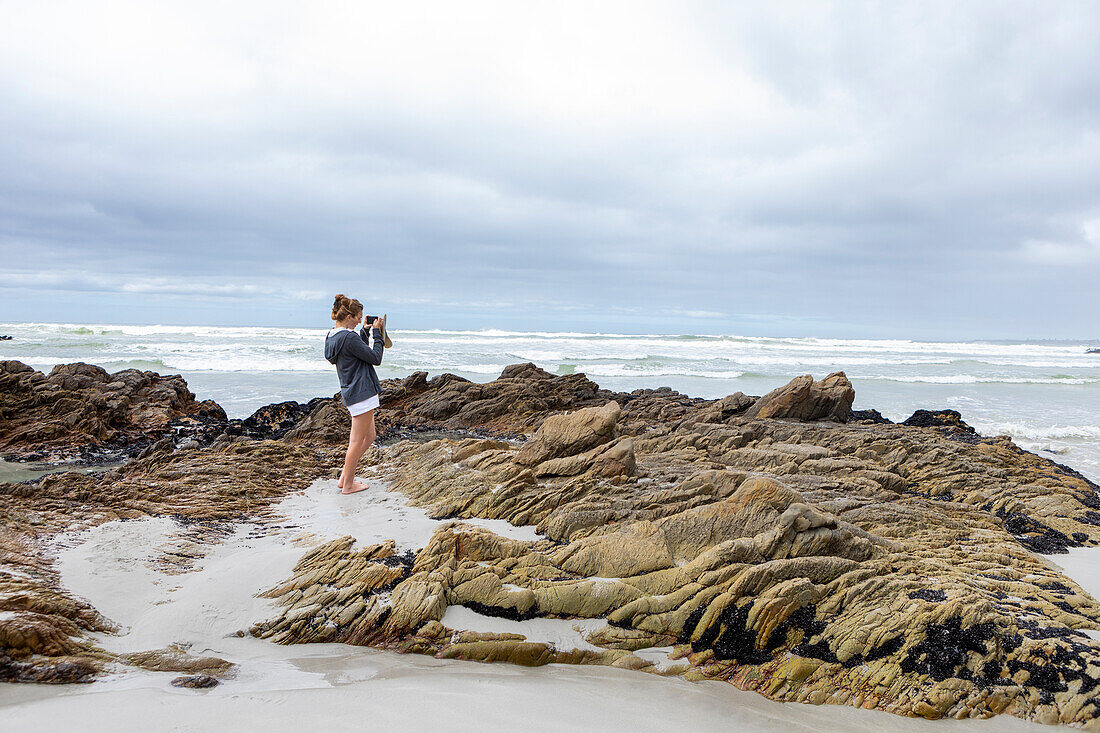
[347,394,379,416]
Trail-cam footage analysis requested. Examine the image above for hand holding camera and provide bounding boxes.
[360,312,391,349]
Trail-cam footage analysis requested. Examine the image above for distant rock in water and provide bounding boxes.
[1088,348,1100,354]
[848,408,891,424]
[902,408,974,430]
[901,409,982,442]
[0,335,11,341]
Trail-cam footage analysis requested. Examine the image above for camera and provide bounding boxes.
[364,315,379,324]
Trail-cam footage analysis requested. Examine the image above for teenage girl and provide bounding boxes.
[324,294,384,494]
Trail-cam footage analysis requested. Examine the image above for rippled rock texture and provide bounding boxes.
[6,359,1100,728]
[258,369,1100,729]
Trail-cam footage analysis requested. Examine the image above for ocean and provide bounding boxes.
[2,321,1098,482]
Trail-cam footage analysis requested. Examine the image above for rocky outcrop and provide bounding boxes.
[9,360,1100,729]
[0,361,350,460]
[379,362,609,434]
[125,646,233,677]
[2,439,330,531]
[693,392,756,423]
[515,401,622,465]
[285,364,614,446]
[234,397,332,440]
[513,401,636,480]
[0,359,836,463]
[743,372,854,422]
[253,371,1100,729]
[0,520,115,684]
[171,673,220,688]
[282,398,351,444]
[257,415,1100,724]
[283,365,844,446]
[902,408,977,438]
[0,361,224,460]
[251,536,415,645]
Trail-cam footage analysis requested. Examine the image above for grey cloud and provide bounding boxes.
[1,2,1098,337]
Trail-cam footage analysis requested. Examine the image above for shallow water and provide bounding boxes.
[0,458,121,483]
[1044,548,1100,645]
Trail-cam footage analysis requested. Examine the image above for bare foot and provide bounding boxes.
[341,480,369,495]
[337,476,345,489]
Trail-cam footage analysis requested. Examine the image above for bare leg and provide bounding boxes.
[339,410,377,494]
[338,412,364,490]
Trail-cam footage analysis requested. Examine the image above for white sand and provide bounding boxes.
[1043,546,1100,641]
[441,605,606,652]
[0,655,1053,733]
[273,478,445,551]
[453,516,545,542]
[0,477,1051,732]
[633,646,684,672]
[1044,547,1100,600]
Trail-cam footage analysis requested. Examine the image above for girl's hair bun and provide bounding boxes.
[331,293,363,322]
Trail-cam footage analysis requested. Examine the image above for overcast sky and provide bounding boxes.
[1,1,1098,338]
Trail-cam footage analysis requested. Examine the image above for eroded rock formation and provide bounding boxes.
[0,360,224,460]
[743,371,855,422]
[5,359,1100,729]
[254,367,1100,728]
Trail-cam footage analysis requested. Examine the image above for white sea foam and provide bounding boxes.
[6,322,1099,376]
[864,374,1100,385]
[981,423,1100,441]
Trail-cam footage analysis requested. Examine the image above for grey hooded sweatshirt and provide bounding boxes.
[324,326,385,407]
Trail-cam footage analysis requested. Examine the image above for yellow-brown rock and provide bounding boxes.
[515,401,621,466]
[9,360,1100,729]
[252,370,1100,729]
[743,371,855,422]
